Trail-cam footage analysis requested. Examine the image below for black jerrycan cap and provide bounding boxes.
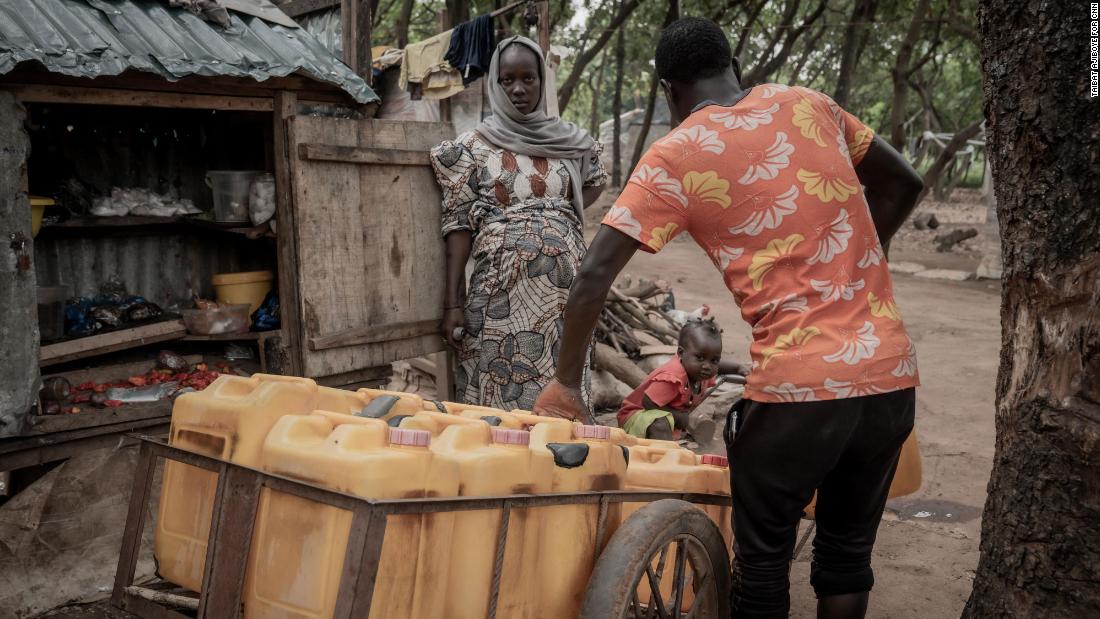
[480,415,503,426]
[546,443,590,468]
[356,395,400,418]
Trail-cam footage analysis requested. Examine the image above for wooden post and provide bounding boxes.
[342,0,373,84]
[110,442,156,607]
[432,351,457,401]
[273,91,303,376]
[196,464,263,616]
[439,9,453,122]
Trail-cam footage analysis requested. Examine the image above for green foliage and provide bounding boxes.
[370,0,982,147]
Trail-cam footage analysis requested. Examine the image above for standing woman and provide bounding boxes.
[429,36,607,412]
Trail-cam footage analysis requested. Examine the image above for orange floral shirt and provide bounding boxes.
[603,84,920,403]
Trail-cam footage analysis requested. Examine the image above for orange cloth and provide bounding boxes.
[603,85,919,403]
[617,356,717,427]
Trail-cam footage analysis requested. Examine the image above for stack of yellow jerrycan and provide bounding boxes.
[429,424,553,618]
[243,411,458,619]
[532,422,629,618]
[153,374,427,592]
[623,438,733,614]
[392,407,632,618]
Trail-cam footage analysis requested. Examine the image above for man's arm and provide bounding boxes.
[855,135,924,256]
[534,225,641,420]
[557,226,641,386]
[718,359,751,376]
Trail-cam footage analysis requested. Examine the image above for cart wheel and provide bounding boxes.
[580,499,730,619]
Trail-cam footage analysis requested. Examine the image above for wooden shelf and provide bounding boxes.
[39,216,273,238]
[40,319,187,367]
[181,331,264,342]
[24,400,173,436]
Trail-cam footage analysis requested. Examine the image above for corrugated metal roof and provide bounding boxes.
[0,0,378,103]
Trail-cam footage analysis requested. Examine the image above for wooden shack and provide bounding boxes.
[0,0,450,478]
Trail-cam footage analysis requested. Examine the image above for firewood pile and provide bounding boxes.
[389,275,742,449]
[588,276,720,415]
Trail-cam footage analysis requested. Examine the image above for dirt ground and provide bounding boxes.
[595,188,1000,618]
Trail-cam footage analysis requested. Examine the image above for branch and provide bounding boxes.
[743,0,828,86]
[557,0,644,113]
[734,0,767,58]
[917,119,983,204]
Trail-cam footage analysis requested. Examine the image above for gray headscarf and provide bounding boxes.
[476,36,595,221]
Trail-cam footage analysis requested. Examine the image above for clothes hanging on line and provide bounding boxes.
[399,29,465,100]
[445,14,496,86]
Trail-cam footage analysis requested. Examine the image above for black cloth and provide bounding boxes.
[725,389,916,618]
[445,14,496,85]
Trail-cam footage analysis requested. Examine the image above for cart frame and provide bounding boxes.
[110,435,732,619]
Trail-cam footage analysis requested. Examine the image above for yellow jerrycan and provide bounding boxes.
[804,429,923,517]
[398,409,524,434]
[623,443,729,613]
[429,425,554,619]
[534,423,629,619]
[697,453,733,549]
[243,412,459,619]
[156,374,369,591]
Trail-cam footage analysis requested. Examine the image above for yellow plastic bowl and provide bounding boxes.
[212,270,274,314]
[30,196,54,237]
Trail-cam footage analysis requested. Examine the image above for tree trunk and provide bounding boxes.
[962,1,1100,616]
[629,0,680,174]
[833,0,877,107]
[916,119,982,205]
[588,51,609,136]
[395,0,414,48]
[557,0,643,113]
[445,0,469,24]
[889,0,932,150]
[611,23,626,187]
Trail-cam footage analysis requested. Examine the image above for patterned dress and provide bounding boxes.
[430,131,608,410]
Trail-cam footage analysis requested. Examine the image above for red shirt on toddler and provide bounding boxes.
[617,356,719,428]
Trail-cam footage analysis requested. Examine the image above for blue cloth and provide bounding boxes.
[445,14,495,86]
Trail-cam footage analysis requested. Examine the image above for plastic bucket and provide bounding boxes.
[31,196,54,237]
[212,271,273,314]
[205,171,262,222]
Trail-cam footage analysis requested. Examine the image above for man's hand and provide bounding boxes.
[534,379,594,425]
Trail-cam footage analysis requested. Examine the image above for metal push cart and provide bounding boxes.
[111,435,734,619]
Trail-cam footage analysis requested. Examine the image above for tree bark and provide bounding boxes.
[962,0,1100,616]
[395,0,414,48]
[557,0,643,113]
[915,119,981,205]
[889,0,935,150]
[588,51,609,135]
[629,0,680,174]
[611,22,626,187]
[832,0,878,107]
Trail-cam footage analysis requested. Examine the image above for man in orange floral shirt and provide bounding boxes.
[535,17,925,619]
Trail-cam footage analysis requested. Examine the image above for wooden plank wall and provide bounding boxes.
[288,117,453,377]
[0,91,38,438]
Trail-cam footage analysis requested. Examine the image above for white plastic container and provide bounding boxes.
[206,170,262,222]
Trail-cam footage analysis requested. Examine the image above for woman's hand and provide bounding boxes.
[441,307,465,350]
[534,379,594,425]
